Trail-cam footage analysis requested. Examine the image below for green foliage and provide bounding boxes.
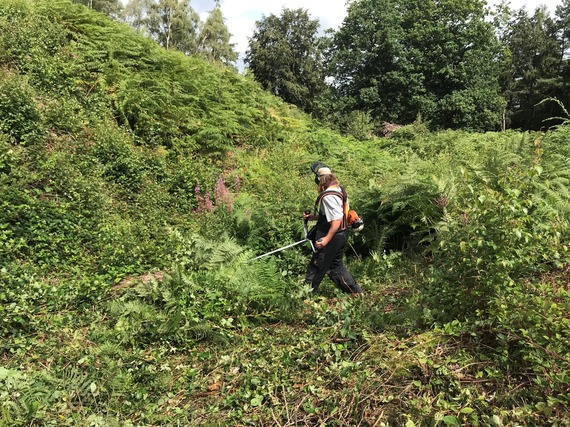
[390,118,431,142]
[127,0,200,53]
[425,142,568,322]
[337,110,376,140]
[0,133,15,174]
[1,2,569,426]
[502,7,564,130]
[246,8,328,117]
[329,0,505,131]
[72,0,121,15]
[0,71,44,145]
[357,178,443,254]
[198,4,238,65]
[0,180,86,271]
[108,234,297,347]
[91,125,146,192]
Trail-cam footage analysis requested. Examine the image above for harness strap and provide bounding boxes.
[314,188,348,231]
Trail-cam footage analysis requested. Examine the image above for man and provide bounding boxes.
[304,162,362,294]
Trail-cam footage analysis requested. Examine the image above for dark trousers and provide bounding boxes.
[305,231,362,294]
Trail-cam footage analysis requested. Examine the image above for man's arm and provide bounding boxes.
[316,218,342,249]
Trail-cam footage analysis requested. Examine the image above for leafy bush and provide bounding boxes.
[0,71,44,145]
[425,163,568,323]
[490,275,570,420]
[40,96,87,135]
[2,2,570,425]
[92,134,146,193]
[0,133,14,174]
[339,110,376,140]
[390,118,430,143]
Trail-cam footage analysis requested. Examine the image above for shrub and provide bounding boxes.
[0,133,15,174]
[0,71,44,145]
[108,233,299,346]
[425,164,568,323]
[90,125,146,193]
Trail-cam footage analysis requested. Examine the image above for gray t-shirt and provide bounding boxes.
[321,187,344,222]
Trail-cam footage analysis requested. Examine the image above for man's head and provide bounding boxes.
[311,161,332,185]
[317,172,339,192]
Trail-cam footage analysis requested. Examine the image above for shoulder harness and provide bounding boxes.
[313,187,349,231]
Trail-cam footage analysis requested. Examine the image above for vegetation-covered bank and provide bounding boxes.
[1,1,569,425]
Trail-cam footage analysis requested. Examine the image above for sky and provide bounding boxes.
[192,0,564,65]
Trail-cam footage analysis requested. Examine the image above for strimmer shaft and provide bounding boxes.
[250,238,309,261]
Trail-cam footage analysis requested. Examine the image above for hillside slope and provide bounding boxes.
[1,1,569,426]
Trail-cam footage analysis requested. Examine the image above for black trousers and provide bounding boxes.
[305,231,362,294]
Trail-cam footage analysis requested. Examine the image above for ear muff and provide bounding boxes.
[311,162,328,184]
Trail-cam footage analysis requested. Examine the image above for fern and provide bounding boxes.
[104,232,294,345]
[59,367,93,403]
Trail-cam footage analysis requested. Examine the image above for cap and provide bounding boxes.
[310,161,327,174]
[311,161,332,184]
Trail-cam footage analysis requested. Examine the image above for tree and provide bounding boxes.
[123,0,152,30]
[555,0,570,114]
[73,0,121,16]
[502,6,563,130]
[198,2,238,65]
[556,0,570,60]
[245,8,327,118]
[329,0,505,131]
[123,0,199,53]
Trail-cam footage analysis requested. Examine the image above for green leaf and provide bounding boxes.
[250,394,264,407]
[0,367,9,380]
[443,415,460,426]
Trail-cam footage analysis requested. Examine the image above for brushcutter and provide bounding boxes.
[250,211,316,261]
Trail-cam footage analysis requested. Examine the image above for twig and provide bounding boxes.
[282,384,291,426]
[270,407,283,427]
[372,411,385,427]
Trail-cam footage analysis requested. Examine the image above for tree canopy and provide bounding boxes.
[245,8,328,118]
[123,0,237,66]
[501,6,563,130]
[72,0,121,15]
[328,0,505,131]
[198,3,238,65]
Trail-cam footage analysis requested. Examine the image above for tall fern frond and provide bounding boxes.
[534,177,570,216]
[536,97,570,127]
[465,134,528,187]
[204,236,245,270]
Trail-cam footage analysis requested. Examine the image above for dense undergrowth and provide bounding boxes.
[1,1,569,426]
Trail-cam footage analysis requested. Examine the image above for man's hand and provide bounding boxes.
[316,218,342,249]
[303,212,317,221]
[316,237,329,249]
